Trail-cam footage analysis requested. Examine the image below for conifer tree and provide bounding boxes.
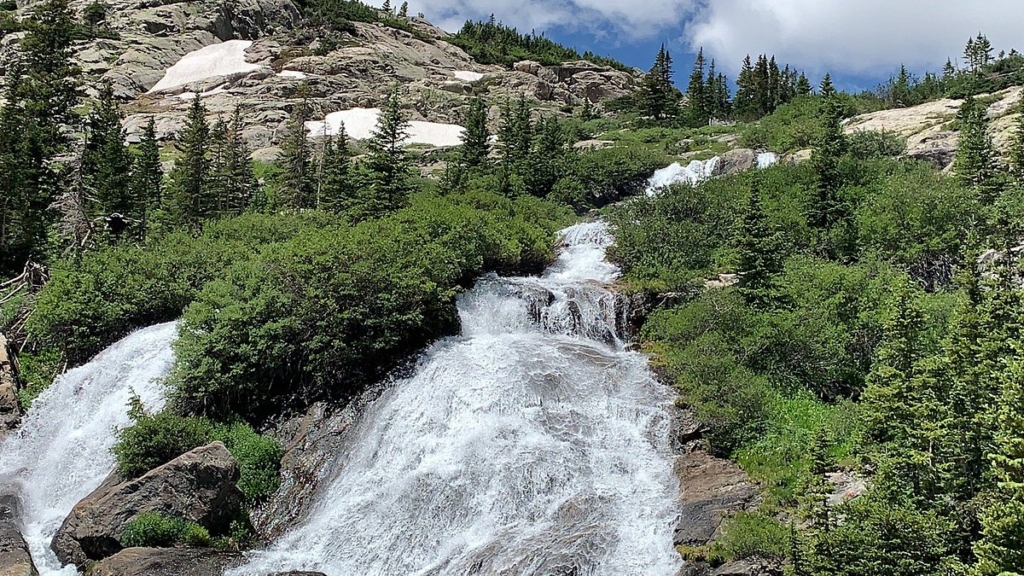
[796,72,812,96]
[735,180,783,308]
[497,94,532,196]
[973,352,1024,576]
[734,55,757,119]
[460,97,491,169]
[639,44,678,121]
[166,96,211,231]
[82,83,134,236]
[524,116,564,198]
[809,74,847,232]
[684,48,707,126]
[955,94,1001,203]
[381,0,391,15]
[1007,101,1024,186]
[207,116,230,216]
[131,117,162,238]
[363,86,412,218]
[219,107,256,215]
[399,1,408,18]
[279,91,315,210]
[317,127,356,214]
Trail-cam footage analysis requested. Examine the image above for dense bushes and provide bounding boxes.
[169,192,569,422]
[450,19,630,71]
[114,408,284,504]
[120,512,210,548]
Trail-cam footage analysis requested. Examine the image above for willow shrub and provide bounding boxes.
[170,192,570,423]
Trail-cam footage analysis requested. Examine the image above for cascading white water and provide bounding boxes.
[0,323,176,576]
[231,222,683,576]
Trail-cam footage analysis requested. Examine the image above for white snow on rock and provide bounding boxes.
[148,40,262,94]
[175,85,229,101]
[453,70,485,82]
[307,108,466,147]
[278,70,308,79]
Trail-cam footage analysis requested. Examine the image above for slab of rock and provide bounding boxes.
[0,495,37,576]
[52,442,244,567]
[0,334,20,433]
[711,559,781,576]
[716,148,757,176]
[87,548,241,576]
[674,451,760,547]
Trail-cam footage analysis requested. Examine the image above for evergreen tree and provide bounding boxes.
[381,0,391,15]
[399,1,408,18]
[942,58,957,81]
[460,97,491,169]
[809,74,847,234]
[497,94,532,196]
[735,180,783,308]
[216,107,256,216]
[973,351,1024,576]
[82,83,134,239]
[955,94,1001,203]
[684,48,707,126]
[639,44,678,121]
[734,55,757,119]
[279,92,315,210]
[524,116,565,198]
[317,127,356,214]
[363,86,413,218]
[1007,101,1024,186]
[796,72,812,96]
[131,117,162,238]
[166,96,211,231]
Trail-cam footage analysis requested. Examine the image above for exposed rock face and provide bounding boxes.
[716,148,758,176]
[253,395,380,540]
[844,86,1023,170]
[52,442,244,567]
[0,335,20,433]
[674,449,760,548]
[0,495,37,576]
[87,547,241,576]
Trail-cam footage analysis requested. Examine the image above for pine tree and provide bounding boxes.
[166,96,211,231]
[363,86,412,218]
[942,58,957,81]
[131,117,162,238]
[398,1,408,18]
[1007,101,1024,186]
[735,180,783,308]
[82,82,134,238]
[955,94,1001,204]
[796,72,812,96]
[809,74,847,233]
[460,97,491,169]
[734,55,757,119]
[317,128,356,214]
[639,45,678,122]
[497,94,532,196]
[684,48,707,126]
[381,0,391,14]
[973,352,1024,576]
[220,107,256,215]
[524,115,564,197]
[207,116,230,217]
[279,92,315,210]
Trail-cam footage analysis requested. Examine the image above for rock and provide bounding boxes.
[87,547,241,576]
[711,559,781,576]
[670,407,705,451]
[0,334,20,433]
[0,495,37,576]
[513,60,542,76]
[52,442,244,566]
[573,139,615,151]
[674,451,760,547]
[782,149,812,165]
[827,471,867,507]
[716,148,757,175]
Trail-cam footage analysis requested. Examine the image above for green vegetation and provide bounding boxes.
[120,512,211,548]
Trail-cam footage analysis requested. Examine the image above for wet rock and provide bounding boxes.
[87,547,241,576]
[670,407,705,452]
[52,442,243,566]
[674,451,760,547]
[0,334,20,433]
[0,495,37,576]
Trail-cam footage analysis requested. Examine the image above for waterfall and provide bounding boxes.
[646,151,780,196]
[231,222,683,576]
[0,322,176,576]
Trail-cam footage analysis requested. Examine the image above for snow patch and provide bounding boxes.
[307,108,466,148]
[148,40,261,94]
[278,70,308,79]
[175,85,228,101]
[453,70,485,82]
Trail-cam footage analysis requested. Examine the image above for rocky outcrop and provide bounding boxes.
[253,396,381,540]
[0,335,20,433]
[87,547,241,576]
[844,86,1023,170]
[0,495,37,576]
[716,148,758,175]
[673,449,760,548]
[52,442,244,567]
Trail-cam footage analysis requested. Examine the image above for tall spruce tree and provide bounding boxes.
[317,128,356,214]
[279,91,315,210]
[82,83,133,222]
[735,180,783,308]
[460,97,491,169]
[639,44,678,121]
[131,117,162,238]
[1008,101,1024,185]
[809,74,847,237]
[363,86,413,218]
[955,94,1001,203]
[166,96,211,231]
[684,48,707,126]
[524,116,564,198]
[497,94,532,196]
[218,106,256,216]
[734,55,757,119]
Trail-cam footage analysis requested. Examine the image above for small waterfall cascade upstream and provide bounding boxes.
[0,322,176,576]
[233,222,683,576]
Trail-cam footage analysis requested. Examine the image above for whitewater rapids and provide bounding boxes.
[230,222,683,576]
[0,323,176,576]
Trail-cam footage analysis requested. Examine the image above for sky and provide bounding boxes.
[398,0,1024,92]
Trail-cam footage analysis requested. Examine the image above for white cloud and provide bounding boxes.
[686,0,1024,75]
[399,0,1024,77]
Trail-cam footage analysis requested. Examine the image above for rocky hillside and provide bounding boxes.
[2,0,639,159]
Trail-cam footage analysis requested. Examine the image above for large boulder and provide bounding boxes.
[716,148,758,176]
[0,334,20,433]
[87,548,241,576]
[52,442,244,567]
[0,495,37,576]
[674,450,760,547]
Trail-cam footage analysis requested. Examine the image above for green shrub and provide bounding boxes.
[120,512,211,548]
[846,130,907,160]
[219,423,285,504]
[711,512,789,561]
